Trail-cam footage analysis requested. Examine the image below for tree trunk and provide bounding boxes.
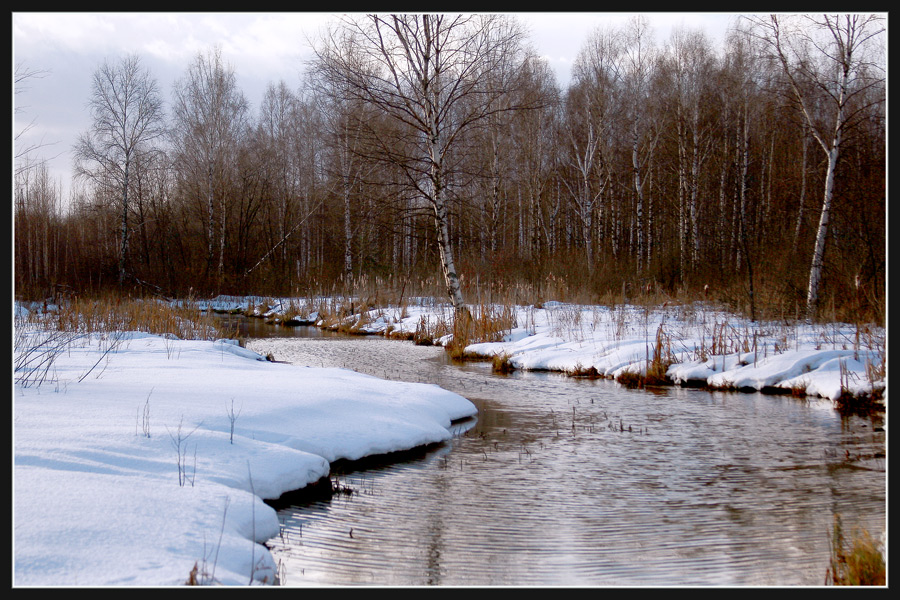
[118,160,130,286]
[344,182,353,280]
[632,123,644,271]
[689,110,702,266]
[428,136,466,313]
[806,145,838,317]
[206,164,215,274]
[792,126,808,250]
[738,103,755,320]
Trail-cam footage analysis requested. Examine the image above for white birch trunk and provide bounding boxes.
[632,123,644,271]
[118,159,130,285]
[806,145,839,316]
[428,134,466,313]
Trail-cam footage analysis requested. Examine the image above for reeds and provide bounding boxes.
[826,515,885,586]
[645,323,673,385]
[491,352,515,374]
[445,303,517,360]
[43,295,230,341]
[14,295,234,388]
[615,323,673,389]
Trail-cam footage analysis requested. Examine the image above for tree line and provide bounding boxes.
[14,14,885,323]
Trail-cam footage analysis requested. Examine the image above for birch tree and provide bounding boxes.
[567,26,621,273]
[73,54,165,285]
[311,78,371,283]
[664,27,716,271]
[511,56,560,261]
[171,46,250,289]
[255,81,305,283]
[745,13,885,317]
[311,13,529,314]
[561,82,607,272]
[621,16,660,272]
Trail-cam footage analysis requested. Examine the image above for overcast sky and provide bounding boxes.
[13,12,740,197]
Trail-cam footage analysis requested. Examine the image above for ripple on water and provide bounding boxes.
[247,334,885,586]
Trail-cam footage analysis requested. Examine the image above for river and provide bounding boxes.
[233,319,885,586]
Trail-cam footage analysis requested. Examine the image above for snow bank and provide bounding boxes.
[461,303,885,402]
[14,328,476,586]
[209,296,885,403]
[14,297,884,585]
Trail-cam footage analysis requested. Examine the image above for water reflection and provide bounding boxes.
[240,322,885,586]
[212,314,344,340]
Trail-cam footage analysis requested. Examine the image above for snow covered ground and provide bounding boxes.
[13,312,476,586]
[459,302,886,403]
[217,295,885,403]
[13,296,885,586]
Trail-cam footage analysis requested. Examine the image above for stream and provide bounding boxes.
[232,318,885,586]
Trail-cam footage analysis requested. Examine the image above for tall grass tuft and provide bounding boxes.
[44,295,230,340]
[616,323,673,389]
[15,295,234,388]
[446,303,517,360]
[645,323,673,385]
[491,352,515,374]
[826,515,885,585]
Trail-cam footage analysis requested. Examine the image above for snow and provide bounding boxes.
[14,297,884,586]
[14,323,476,586]
[299,297,885,402]
[196,296,884,401]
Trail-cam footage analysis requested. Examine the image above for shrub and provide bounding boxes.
[827,515,885,586]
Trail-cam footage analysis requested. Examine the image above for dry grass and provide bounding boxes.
[614,369,643,388]
[22,294,232,341]
[615,323,674,389]
[645,323,673,385]
[860,325,886,383]
[491,352,515,374]
[445,303,517,360]
[827,515,885,586]
[14,294,234,389]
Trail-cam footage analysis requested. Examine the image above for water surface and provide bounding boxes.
[244,327,885,586]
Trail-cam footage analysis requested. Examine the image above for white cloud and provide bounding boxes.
[13,11,740,199]
[14,13,117,54]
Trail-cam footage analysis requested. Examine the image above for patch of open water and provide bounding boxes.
[237,322,885,586]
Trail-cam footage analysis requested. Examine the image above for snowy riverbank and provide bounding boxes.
[208,295,886,404]
[13,320,476,586]
[461,303,886,403]
[13,296,885,586]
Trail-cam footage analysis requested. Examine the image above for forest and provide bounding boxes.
[13,14,886,325]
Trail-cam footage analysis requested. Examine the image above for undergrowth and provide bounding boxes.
[14,294,234,388]
[827,515,885,586]
[29,294,231,340]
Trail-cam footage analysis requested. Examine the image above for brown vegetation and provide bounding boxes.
[827,515,885,586]
[18,293,230,341]
[14,16,884,327]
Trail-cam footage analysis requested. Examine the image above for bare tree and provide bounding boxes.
[309,77,371,284]
[73,54,165,285]
[311,13,530,314]
[14,162,65,294]
[510,56,560,263]
[744,13,885,317]
[621,16,661,272]
[171,46,250,290]
[256,81,303,280]
[663,27,716,272]
[564,27,622,274]
[14,62,56,176]
[561,82,608,273]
